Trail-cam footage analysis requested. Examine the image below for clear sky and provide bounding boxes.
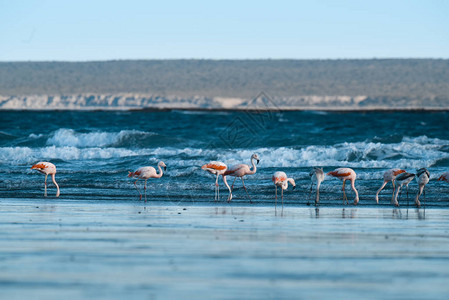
[1,0,448,61]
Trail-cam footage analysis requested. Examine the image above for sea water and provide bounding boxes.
[0,110,448,205]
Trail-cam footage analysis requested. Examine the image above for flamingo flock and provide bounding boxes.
[30,158,446,209]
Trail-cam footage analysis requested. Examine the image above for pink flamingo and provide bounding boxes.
[375,168,406,204]
[201,161,232,202]
[31,162,60,197]
[272,171,295,213]
[438,172,449,183]
[128,161,166,201]
[327,168,359,205]
[415,168,429,208]
[224,153,260,203]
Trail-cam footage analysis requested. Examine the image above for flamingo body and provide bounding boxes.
[375,168,406,204]
[327,168,359,205]
[201,161,232,202]
[224,153,260,203]
[31,161,60,197]
[128,161,166,201]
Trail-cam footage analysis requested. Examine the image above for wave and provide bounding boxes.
[46,129,156,148]
[1,136,447,172]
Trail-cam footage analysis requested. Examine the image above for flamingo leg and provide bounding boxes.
[308,182,313,205]
[342,180,348,205]
[44,174,48,197]
[241,177,252,204]
[375,181,387,204]
[406,185,409,207]
[134,180,142,200]
[231,177,237,193]
[215,173,219,202]
[281,187,284,211]
[144,179,147,202]
[391,180,396,205]
[275,186,277,215]
[316,182,321,206]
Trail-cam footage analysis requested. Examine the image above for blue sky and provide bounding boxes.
[1,0,448,61]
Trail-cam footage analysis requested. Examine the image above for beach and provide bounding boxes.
[1,198,449,299]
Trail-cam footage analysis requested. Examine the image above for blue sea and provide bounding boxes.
[1,110,448,206]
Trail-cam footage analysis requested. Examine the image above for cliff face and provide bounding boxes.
[1,94,447,110]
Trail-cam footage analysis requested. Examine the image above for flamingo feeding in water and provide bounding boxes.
[31,162,60,197]
[438,172,449,183]
[415,168,430,208]
[272,171,295,213]
[375,168,406,205]
[128,161,166,201]
[201,161,232,202]
[224,153,260,203]
[392,172,415,207]
[327,168,359,205]
[309,167,324,206]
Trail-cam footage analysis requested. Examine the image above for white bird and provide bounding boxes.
[224,153,260,203]
[392,172,415,207]
[128,161,166,201]
[415,168,430,208]
[201,161,232,202]
[272,171,296,213]
[309,167,324,206]
[31,162,60,197]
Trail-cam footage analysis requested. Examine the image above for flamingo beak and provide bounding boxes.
[292,185,296,190]
[256,159,260,165]
[164,166,167,171]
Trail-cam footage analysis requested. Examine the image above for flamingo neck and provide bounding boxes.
[52,173,60,197]
[156,165,164,178]
[222,175,232,201]
[248,158,257,174]
[351,179,359,201]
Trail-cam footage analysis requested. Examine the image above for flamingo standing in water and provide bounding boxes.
[309,167,324,206]
[438,172,449,183]
[393,172,415,207]
[31,162,60,197]
[272,171,296,213]
[128,161,166,201]
[224,153,260,203]
[327,168,359,205]
[201,161,232,202]
[415,168,430,208]
[375,169,406,204]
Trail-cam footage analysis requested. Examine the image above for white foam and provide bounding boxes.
[46,129,154,147]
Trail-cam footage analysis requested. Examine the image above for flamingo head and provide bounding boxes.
[251,153,260,164]
[159,161,167,171]
[438,175,445,181]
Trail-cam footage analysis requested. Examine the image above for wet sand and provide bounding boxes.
[1,198,449,300]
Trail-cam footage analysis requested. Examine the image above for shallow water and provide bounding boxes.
[0,199,448,299]
[0,110,448,206]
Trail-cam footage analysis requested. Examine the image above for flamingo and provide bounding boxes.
[392,172,415,207]
[438,172,449,183]
[31,162,60,197]
[375,169,406,204]
[309,167,324,206]
[327,168,359,205]
[128,161,166,201]
[415,168,430,208]
[272,171,296,213]
[201,161,232,202]
[224,153,260,203]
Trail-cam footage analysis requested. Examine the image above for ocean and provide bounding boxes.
[1,110,449,299]
[0,110,448,205]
